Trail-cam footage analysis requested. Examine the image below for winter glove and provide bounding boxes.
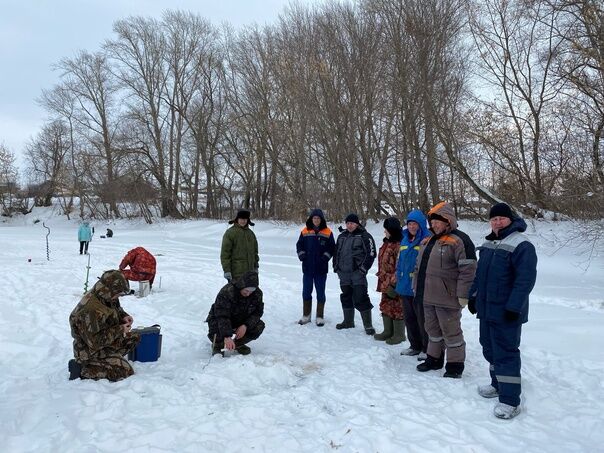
[458,297,469,308]
[298,251,306,262]
[385,286,398,299]
[224,272,232,282]
[467,297,477,315]
[504,310,520,322]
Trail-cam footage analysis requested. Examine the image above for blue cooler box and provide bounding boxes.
[128,325,162,362]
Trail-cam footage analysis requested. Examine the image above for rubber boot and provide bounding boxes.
[373,314,393,341]
[298,300,312,325]
[68,359,82,380]
[235,336,252,355]
[385,319,406,345]
[360,310,375,335]
[316,302,325,327]
[336,308,355,329]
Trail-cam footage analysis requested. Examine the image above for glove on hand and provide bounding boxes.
[224,272,232,282]
[504,310,520,322]
[458,297,469,308]
[467,297,477,315]
[386,286,398,299]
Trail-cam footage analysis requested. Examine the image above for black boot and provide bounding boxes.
[443,362,464,378]
[336,308,355,329]
[68,359,82,380]
[416,354,444,372]
[360,310,375,335]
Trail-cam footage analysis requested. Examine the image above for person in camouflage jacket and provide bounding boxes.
[69,270,141,381]
[220,210,259,282]
[205,271,265,355]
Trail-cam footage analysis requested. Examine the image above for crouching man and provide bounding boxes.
[206,270,265,356]
[68,270,141,381]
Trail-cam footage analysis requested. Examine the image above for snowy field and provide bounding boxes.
[1,207,603,453]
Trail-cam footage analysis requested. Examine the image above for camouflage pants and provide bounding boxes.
[80,334,140,382]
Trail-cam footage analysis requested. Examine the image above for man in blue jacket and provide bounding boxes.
[333,213,377,334]
[296,208,335,326]
[468,203,537,420]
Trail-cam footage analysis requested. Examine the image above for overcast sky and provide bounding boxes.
[0,0,326,167]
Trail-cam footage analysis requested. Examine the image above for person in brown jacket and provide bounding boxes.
[373,217,406,344]
[413,202,476,378]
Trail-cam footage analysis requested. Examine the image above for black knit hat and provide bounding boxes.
[428,212,449,224]
[344,213,360,225]
[229,209,255,226]
[383,217,401,234]
[489,203,515,220]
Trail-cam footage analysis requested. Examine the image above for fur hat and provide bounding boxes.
[489,202,515,220]
[229,209,255,226]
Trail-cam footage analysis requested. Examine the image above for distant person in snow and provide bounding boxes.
[396,209,431,359]
[373,217,406,345]
[78,221,93,255]
[106,228,113,238]
[68,270,140,381]
[220,209,259,283]
[468,202,537,420]
[295,208,335,326]
[414,202,476,379]
[333,213,377,335]
[205,271,265,356]
[119,246,157,288]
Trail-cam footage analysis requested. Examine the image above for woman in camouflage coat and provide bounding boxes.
[373,217,406,345]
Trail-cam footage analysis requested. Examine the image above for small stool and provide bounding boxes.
[138,280,151,297]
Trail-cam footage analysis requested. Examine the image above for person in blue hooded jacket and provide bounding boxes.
[395,209,431,358]
[78,221,93,255]
[468,203,537,420]
[296,208,335,326]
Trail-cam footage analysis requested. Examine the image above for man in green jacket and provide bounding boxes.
[221,209,259,282]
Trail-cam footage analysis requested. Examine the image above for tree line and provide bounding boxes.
[1,0,602,223]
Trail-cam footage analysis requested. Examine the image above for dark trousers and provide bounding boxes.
[302,273,327,303]
[79,241,89,254]
[479,319,523,407]
[402,296,428,352]
[340,284,373,312]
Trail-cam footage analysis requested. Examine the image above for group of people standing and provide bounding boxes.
[67,202,537,420]
[295,201,537,420]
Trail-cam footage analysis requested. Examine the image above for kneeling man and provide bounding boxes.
[206,271,265,355]
[69,270,140,381]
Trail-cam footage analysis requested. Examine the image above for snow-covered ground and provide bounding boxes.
[1,208,603,452]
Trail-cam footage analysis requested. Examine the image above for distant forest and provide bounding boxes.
[1,0,602,223]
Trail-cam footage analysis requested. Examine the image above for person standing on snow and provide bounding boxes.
[220,209,259,283]
[78,221,93,255]
[333,213,377,335]
[414,202,476,378]
[468,202,537,420]
[373,217,406,345]
[296,208,335,326]
[205,271,265,356]
[396,209,431,359]
[68,270,140,381]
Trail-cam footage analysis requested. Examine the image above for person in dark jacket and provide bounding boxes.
[373,217,406,344]
[413,202,477,378]
[206,271,265,356]
[396,209,431,358]
[468,202,537,420]
[296,208,336,326]
[333,213,377,334]
[221,209,259,282]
